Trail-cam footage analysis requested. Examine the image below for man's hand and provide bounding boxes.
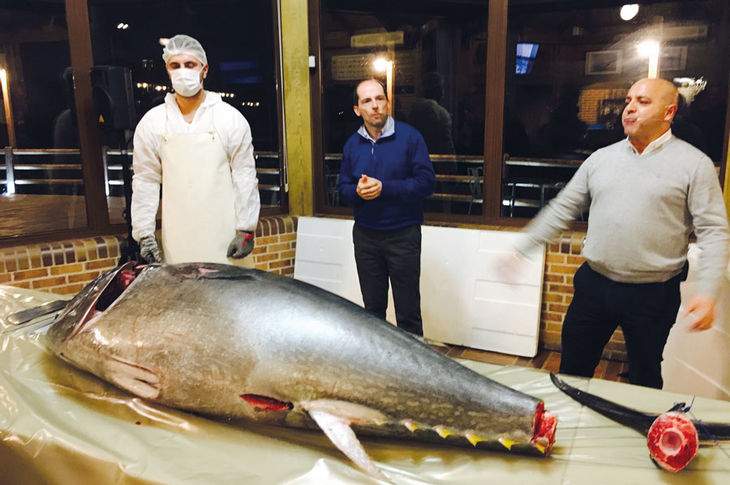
[493,250,531,282]
[227,231,255,259]
[682,295,716,331]
[356,174,382,200]
[139,235,162,263]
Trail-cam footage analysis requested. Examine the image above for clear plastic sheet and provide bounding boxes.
[2,284,729,484]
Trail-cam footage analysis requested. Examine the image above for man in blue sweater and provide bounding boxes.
[338,79,436,336]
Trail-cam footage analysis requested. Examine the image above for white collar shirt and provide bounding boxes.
[625,128,673,156]
[357,115,395,142]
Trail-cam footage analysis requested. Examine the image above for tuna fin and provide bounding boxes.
[498,436,516,450]
[308,409,391,483]
[466,432,485,446]
[433,425,454,438]
[402,419,419,432]
[107,358,161,400]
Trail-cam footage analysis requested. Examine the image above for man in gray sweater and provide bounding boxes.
[513,78,729,389]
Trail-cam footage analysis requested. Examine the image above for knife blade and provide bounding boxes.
[6,299,69,325]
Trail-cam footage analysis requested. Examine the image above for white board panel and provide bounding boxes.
[474,254,543,286]
[294,264,344,294]
[467,328,538,357]
[293,218,371,312]
[472,300,542,335]
[662,243,730,400]
[473,279,541,304]
[295,235,347,262]
[294,217,545,357]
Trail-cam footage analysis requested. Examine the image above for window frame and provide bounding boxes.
[308,0,730,227]
[0,0,288,248]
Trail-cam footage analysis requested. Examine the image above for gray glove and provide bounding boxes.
[227,231,255,259]
[139,235,162,263]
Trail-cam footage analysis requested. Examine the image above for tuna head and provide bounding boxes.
[47,261,136,346]
[46,262,557,482]
[46,261,161,398]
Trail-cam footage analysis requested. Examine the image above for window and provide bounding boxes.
[316,0,489,216]
[0,2,84,237]
[88,0,285,225]
[1,0,285,244]
[502,0,730,218]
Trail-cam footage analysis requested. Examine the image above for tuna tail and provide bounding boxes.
[550,373,730,472]
[549,373,656,435]
[549,373,730,441]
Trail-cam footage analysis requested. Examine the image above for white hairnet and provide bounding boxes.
[162,34,208,65]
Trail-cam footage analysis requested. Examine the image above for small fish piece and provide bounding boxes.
[46,262,558,480]
[550,373,730,472]
[647,411,698,472]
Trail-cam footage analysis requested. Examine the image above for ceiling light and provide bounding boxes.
[637,40,659,58]
[372,57,391,72]
[620,4,639,21]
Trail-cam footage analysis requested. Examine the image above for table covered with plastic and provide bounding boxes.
[1,284,729,484]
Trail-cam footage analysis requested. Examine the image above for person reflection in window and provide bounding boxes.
[52,68,79,151]
[538,88,587,157]
[407,72,455,155]
[671,94,708,155]
[503,108,530,157]
[408,72,456,210]
[456,86,485,155]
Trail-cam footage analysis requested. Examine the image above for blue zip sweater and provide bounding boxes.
[338,119,436,230]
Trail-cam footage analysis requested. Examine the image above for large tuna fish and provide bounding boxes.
[46,262,557,481]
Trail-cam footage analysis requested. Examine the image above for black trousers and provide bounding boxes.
[352,224,423,336]
[559,262,686,389]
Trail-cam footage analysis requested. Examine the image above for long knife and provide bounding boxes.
[6,299,69,325]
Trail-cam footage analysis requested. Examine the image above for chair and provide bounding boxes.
[325,173,340,206]
[502,180,542,217]
[539,181,566,208]
[467,166,483,215]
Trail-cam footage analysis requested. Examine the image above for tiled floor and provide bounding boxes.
[431,344,630,383]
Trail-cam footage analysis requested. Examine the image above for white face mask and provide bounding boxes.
[170,68,203,97]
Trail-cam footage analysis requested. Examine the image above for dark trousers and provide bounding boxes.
[559,262,686,389]
[352,224,423,336]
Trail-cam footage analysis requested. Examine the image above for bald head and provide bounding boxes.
[622,78,679,153]
[632,78,679,106]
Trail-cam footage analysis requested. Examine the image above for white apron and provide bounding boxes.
[160,111,236,264]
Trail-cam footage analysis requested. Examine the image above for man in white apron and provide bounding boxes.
[131,34,260,265]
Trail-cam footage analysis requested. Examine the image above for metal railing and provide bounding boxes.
[1,147,282,205]
[324,152,485,206]
[322,152,581,217]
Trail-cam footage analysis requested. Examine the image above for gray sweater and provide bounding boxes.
[518,135,730,298]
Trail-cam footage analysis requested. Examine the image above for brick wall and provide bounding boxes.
[540,231,627,361]
[0,236,122,295]
[0,216,299,294]
[1,219,628,361]
[250,216,298,275]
